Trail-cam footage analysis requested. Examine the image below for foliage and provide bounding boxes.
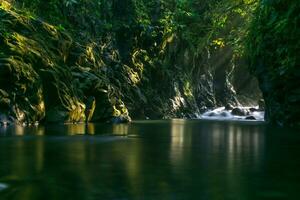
[246,0,300,126]
[0,0,264,123]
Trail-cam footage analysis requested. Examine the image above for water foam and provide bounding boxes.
[201,107,265,121]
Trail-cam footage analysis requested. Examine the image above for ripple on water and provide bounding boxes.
[0,183,8,191]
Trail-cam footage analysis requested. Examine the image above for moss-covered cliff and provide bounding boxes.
[247,0,300,126]
[0,0,261,124]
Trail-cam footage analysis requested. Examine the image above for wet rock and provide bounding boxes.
[245,116,256,120]
[225,103,234,110]
[199,106,208,113]
[258,99,265,111]
[220,111,230,117]
[207,112,218,117]
[231,107,247,116]
[249,107,259,112]
[85,96,96,122]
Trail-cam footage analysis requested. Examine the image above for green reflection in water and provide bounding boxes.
[0,120,300,199]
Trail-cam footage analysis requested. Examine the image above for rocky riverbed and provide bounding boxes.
[201,106,265,121]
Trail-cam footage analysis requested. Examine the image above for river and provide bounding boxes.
[0,120,299,199]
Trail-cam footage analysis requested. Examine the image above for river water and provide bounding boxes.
[0,120,300,199]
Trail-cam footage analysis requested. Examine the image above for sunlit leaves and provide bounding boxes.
[0,0,12,10]
[212,38,225,48]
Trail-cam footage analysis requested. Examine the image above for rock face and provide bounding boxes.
[247,0,300,126]
[245,116,256,120]
[231,108,248,116]
[225,104,234,110]
[0,3,131,124]
[0,0,262,124]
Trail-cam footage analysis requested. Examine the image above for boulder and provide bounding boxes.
[220,111,230,117]
[225,103,234,110]
[199,106,208,113]
[245,116,256,120]
[207,112,218,117]
[249,107,259,112]
[231,107,248,116]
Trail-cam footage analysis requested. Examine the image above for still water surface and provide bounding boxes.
[0,120,300,199]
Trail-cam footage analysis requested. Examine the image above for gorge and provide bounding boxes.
[0,1,300,199]
[1,0,299,127]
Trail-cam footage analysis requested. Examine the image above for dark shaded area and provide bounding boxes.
[246,0,300,126]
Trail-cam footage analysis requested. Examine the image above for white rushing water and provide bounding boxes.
[0,183,8,191]
[201,107,265,121]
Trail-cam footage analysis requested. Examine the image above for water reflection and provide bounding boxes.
[170,119,192,168]
[0,120,300,199]
[67,124,86,135]
[168,120,266,198]
[112,123,129,136]
[0,123,131,137]
[0,125,45,136]
[169,121,265,170]
[87,123,95,135]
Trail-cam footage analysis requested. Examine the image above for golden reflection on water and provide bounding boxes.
[35,138,44,172]
[112,123,129,135]
[15,125,25,136]
[171,119,185,147]
[87,123,95,135]
[221,124,264,196]
[223,124,264,170]
[0,122,132,136]
[67,124,86,135]
[169,121,265,193]
[170,121,265,199]
[170,119,191,166]
[0,125,45,136]
[35,126,45,136]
